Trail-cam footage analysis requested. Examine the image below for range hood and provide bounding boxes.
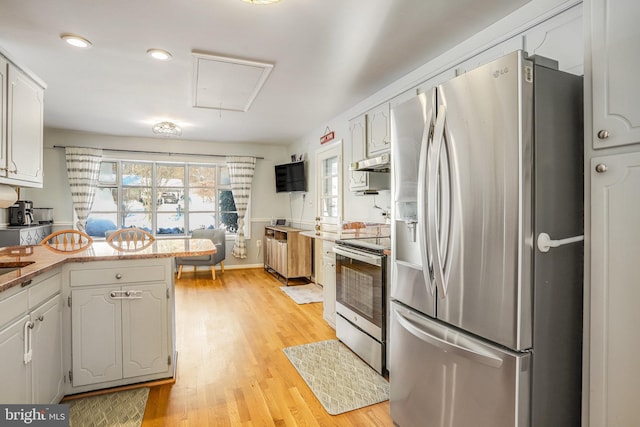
[349,153,391,172]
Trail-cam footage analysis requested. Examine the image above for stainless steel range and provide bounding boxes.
[333,237,389,375]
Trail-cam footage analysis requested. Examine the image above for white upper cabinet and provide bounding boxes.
[590,0,640,148]
[349,115,369,191]
[366,102,391,156]
[0,56,6,176]
[5,62,44,186]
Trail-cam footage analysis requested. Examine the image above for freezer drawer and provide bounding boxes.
[390,302,530,427]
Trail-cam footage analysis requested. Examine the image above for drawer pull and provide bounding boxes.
[115,273,122,280]
[37,315,44,322]
[20,280,33,288]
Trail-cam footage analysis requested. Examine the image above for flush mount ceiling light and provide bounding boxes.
[147,48,173,61]
[242,0,282,4]
[60,33,92,48]
[152,121,182,137]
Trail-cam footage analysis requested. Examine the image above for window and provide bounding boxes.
[86,160,241,238]
[316,141,342,226]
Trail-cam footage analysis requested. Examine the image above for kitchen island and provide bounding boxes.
[0,237,216,403]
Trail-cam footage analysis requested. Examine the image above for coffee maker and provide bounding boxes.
[9,200,34,226]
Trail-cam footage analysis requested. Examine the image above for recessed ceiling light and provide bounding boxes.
[60,33,92,48]
[242,0,282,4]
[147,49,173,61]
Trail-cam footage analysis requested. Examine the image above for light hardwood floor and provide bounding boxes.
[142,268,394,426]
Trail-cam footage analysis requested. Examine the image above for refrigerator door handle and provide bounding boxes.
[428,105,448,298]
[417,106,435,295]
[395,307,504,368]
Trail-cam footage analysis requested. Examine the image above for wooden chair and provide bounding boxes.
[106,228,155,251]
[40,229,93,253]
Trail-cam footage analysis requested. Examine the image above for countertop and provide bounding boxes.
[299,230,340,242]
[0,238,216,293]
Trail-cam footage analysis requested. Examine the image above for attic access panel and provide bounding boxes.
[192,51,274,112]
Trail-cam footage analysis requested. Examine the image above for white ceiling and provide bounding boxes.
[0,0,529,145]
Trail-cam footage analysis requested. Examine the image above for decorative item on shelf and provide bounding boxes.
[290,153,304,162]
[315,217,321,235]
[320,126,335,144]
[152,121,182,137]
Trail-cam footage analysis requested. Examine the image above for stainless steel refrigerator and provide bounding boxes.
[389,50,584,427]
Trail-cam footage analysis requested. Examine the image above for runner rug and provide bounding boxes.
[67,387,149,427]
[280,283,323,304]
[283,340,389,415]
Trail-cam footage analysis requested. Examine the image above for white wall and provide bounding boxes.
[289,0,583,229]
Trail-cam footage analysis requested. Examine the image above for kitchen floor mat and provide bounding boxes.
[280,283,323,304]
[66,387,149,427]
[283,340,389,415]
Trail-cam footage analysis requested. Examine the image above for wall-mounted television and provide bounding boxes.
[275,161,306,193]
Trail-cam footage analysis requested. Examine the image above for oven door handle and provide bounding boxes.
[333,246,382,266]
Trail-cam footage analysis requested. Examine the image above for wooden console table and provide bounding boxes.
[264,226,312,284]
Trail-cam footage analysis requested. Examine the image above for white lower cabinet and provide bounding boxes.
[321,240,336,328]
[31,295,64,404]
[71,283,168,386]
[65,258,174,393]
[0,314,31,403]
[590,151,640,426]
[0,270,63,404]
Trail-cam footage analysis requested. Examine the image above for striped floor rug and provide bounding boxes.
[283,340,389,415]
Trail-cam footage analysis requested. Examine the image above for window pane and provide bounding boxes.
[92,187,118,211]
[156,164,184,187]
[123,188,152,211]
[188,213,216,232]
[124,214,152,232]
[219,190,237,233]
[156,189,182,206]
[189,166,216,187]
[322,198,337,217]
[220,166,231,186]
[122,162,152,186]
[156,213,184,235]
[188,188,215,211]
[323,157,337,176]
[98,162,117,185]
[86,213,118,237]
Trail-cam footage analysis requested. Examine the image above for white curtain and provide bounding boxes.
[65,147,103,231]
[226,156,256,258]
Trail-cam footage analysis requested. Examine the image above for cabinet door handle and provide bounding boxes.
[115,273,122,280]
[24,321,34,364]
[595,163,608,173]
[110,291,117,298]
[37,315,44,322]
[597,130,610,140]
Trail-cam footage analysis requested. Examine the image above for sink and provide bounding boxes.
[0,261,36,275]
[0,267,20,275]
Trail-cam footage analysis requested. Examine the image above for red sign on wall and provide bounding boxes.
[320,131,335,144]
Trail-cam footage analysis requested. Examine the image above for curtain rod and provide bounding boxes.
[52,145,264,160]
